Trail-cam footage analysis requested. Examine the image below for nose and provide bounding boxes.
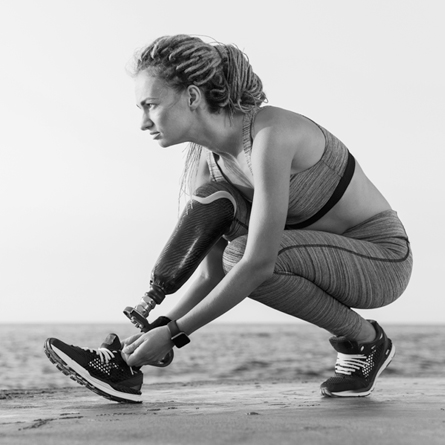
[140,113,153,131]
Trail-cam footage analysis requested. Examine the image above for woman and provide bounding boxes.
[44,34,413,403]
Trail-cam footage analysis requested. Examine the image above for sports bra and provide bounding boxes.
[206,107,355,229]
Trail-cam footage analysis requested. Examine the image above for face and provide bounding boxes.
[134,71,192,148]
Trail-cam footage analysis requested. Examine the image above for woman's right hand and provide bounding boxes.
[120,332,144,350]
[121,315,171,349]
[121,326,174,367]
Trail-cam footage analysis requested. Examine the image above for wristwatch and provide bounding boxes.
[167,320,191,348]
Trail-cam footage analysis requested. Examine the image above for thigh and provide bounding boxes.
[274,227,412,309]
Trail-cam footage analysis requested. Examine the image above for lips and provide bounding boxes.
[150,132,161,139]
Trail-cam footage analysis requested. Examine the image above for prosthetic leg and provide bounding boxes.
[124,182,244,334]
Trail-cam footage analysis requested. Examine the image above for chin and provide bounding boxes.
[158,140,183,149]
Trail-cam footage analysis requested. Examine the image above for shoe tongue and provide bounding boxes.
[329,336,361,354]
[100,333,121,351]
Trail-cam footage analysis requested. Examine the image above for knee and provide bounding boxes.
[222,235,247,274]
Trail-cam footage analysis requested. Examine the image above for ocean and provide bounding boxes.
[1,323,444,390]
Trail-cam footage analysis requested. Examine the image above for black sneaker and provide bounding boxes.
[320,320,395,397]
[44,333,143,403]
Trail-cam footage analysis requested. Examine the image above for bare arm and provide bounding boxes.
[177,112,296,335]
[162,147,228,320]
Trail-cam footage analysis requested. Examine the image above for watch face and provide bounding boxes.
[168,320,190,348]
[172,332,190,348]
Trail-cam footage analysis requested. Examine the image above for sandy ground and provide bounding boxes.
[1,378,444,445]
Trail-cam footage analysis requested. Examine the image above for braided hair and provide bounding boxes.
[131,34,266,115]
[130,35,267,201]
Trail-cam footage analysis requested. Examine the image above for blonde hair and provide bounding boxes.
[129,35,267,201]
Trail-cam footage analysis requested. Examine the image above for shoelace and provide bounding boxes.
[335,352,368,375]
[81,347,135,375]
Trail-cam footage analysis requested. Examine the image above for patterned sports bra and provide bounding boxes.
[206,107,355,229]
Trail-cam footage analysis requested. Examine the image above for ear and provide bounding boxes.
[186,85,203,110]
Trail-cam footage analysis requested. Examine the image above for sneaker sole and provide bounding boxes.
[44,340,142,404]
[321,342,396,398]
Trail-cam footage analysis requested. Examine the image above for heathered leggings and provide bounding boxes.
[218,184,413,339]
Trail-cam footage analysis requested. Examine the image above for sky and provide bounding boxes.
[0,0,444,325]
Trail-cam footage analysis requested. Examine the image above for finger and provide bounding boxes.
[125,344,148,367]
[125,352,139,367]
[122,336,145,354]
[121,333,143,347]
[120,349,132,365]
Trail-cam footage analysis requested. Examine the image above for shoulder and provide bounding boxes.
[252,106,309,133]
[250,106,326,172]
[251,106,316,147]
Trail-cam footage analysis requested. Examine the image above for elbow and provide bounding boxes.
[243,257,276,284]
[197,269,225,288]
[259,262,276,281]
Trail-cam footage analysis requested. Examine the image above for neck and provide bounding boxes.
[188,110,245,157]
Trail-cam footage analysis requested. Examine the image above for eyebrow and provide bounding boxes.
[137,97,158,108]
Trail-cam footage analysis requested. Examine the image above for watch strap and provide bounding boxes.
[167,320,190,348]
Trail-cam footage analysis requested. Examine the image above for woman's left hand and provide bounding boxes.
[121,326,173,367]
